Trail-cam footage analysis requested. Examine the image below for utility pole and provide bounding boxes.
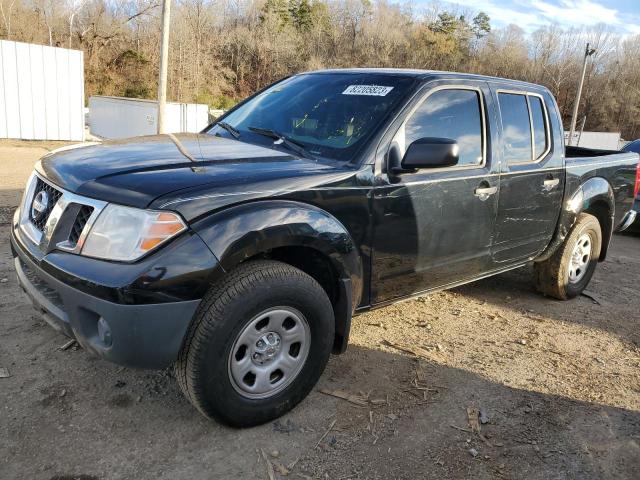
[567,43,596,146]
[577,116,587,147]
[157,0,171,134]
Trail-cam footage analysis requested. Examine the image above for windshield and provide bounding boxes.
[207,73,417,161]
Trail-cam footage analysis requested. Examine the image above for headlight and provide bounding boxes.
[81,204,186,262]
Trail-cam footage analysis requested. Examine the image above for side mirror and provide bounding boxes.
[398,137,459,171]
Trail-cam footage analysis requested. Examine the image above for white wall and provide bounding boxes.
[89,96,209,139]
[0,40,84,141]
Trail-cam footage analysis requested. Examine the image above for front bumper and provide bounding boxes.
[11,222,207,369]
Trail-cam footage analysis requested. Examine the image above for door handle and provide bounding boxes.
[474,185,498,201]
[543,178,559,191]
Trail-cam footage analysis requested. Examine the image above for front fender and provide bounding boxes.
[192,200,363,310]
[536,177,615,263]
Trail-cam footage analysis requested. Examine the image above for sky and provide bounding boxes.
[441,0,640,35]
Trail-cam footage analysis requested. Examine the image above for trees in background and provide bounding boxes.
[1,0,639,139]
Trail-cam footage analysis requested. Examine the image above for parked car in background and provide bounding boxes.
[622,139,640,232]
[623,139,640,153]
[10,69,640,427]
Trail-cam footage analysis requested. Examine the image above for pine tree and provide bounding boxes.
[291,0,313,32]
[431,12,458,35]
[472,12,491,38]
[261,0,291,27]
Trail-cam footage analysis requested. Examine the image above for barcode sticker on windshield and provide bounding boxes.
[342,85,394,96]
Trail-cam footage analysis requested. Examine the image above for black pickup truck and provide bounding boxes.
[10,69,639,426]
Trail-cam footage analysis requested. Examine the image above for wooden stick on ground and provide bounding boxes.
[319,389,368,407]
[315,419,337,449]
[260,449,276,480]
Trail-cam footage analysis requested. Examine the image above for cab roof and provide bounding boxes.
[304,68,550,93]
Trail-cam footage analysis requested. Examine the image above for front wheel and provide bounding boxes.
[175,260,334,427]
[534,213,602,300]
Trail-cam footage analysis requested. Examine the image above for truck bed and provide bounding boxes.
[564,145,638,229]
[565,145,631,158]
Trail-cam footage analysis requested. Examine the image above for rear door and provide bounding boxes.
[491,88,564,263]
[371,80,500,304]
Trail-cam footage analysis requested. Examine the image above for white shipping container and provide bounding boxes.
[89,96,209,139]
[0,40,84,141]
[564,131,623,150]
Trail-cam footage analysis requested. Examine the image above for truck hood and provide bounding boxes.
[37,134,355,215]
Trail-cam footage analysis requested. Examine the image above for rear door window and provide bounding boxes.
[529,96,549,160]
[498,93,532,164]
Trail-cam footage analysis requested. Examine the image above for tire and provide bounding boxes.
[175,260,334,427]
[534,213,602,300]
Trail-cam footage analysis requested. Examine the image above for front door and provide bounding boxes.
[491,89,564,263]
[371,82,499,304]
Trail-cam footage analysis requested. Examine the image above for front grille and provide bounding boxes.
[29,178,63,231]
[68,205,94,246]
[20,259,64,311]
[19,174,106,254]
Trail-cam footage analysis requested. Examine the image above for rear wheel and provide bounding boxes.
[175,260,334,427]
[534,213,602,300]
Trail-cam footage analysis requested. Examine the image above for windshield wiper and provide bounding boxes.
[216,121,240,139]
[248,126,314,159]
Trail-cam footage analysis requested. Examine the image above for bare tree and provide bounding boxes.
[67,0,85,48]
[0,0,17,38]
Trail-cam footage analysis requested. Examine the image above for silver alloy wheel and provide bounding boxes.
[568,233,592,284]
[228,307,311,399]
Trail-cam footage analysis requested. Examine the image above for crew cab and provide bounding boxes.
[10,69,639,427]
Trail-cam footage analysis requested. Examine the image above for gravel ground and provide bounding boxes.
[1,142,639,480]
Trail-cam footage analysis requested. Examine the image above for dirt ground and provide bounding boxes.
[1,142,639,480]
